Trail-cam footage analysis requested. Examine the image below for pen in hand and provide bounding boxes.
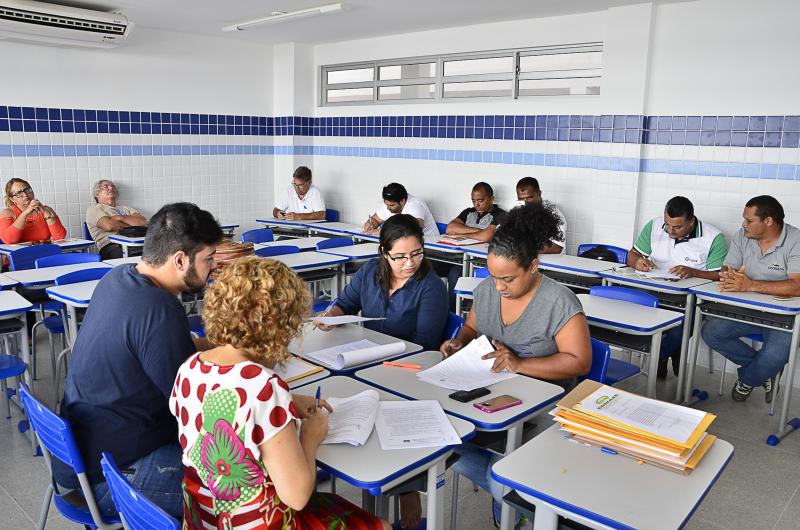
[314,299,337,332]
[314,386,321,413]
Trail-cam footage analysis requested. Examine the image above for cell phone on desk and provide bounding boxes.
[473,395,522,413]
[448,387,490,403]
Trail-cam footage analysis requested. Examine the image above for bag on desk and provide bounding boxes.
[117,226,147,237]
[578,245,619,262]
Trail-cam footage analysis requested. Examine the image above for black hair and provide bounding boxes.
[292,166,312,182]
[472,182,494,196]
[746,195,785,226]
[142,202,224,266]
[515,177,540,192]
[382,182,408,203]
[376,214,431,291]
[489,203,563,268]
[665,196,694,220]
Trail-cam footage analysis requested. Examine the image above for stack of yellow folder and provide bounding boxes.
[551,380,716,474]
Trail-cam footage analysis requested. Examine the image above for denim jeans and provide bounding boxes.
[451,444,505,523]
[701,318,792,387]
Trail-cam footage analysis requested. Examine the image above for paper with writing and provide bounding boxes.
[375,400,462,450]
[322,389,379,446]
[416,335,518,391]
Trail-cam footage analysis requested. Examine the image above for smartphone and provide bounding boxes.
[449,387,490,403]
[473,395,522,413]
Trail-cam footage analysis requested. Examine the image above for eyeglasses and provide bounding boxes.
[292,181,311,189]
[386,250,424,263]
[10,187,32,199]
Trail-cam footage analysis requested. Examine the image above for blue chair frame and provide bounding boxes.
[316,237,353,251]
[577,243,628,264]
[254,245,301,257]
[325,208,341,222]
[436,222,448,235]
[589,285,658,308]
[442,312,465,342]
[582,338,612,384]
[8,244,61,271]
[36,253,101,268]
[473,267,490,279]
[241,228,274,244]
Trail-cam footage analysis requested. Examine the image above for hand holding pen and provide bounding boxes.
[313,299,338,331]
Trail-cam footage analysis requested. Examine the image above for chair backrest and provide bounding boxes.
[254,245,300,257]
[436,222,448,235]
[442,312,465,341]
[241,228,274,244]
[36,253,101,268]
[101,452,180,530]
[577,244,628,264]
[55,267,111,286]
[583,338,612,383]
[82,222,92,240]
[473,267,490,278]
[316,237,353,250]
[589,285,658,308]
[325,208,340,222]
[8,244,61,271]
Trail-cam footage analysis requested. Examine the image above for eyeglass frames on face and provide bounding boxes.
[10,187,32,199]
[386,250,424,263]
[292,181,311,190]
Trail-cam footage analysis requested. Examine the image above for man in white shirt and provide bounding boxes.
[86,179,147,260]
[364,182,440,241]
[272,166,326,221]
[515,177,566,254]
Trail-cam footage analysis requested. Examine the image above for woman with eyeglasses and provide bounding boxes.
[0,178,66,244]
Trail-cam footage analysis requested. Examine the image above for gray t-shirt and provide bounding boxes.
[473,274,583,359]
[724,224,800,281]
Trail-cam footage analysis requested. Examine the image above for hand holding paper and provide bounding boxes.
[418,335,519,390]
[307,315,387,326]
[322,389,380,446]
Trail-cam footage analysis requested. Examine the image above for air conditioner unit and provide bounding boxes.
[0,0,132,48]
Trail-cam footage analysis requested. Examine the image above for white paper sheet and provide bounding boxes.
[305,315,386,325]
[375,400,462,450]
[416,335,519,391]
[322,389,379,446]
[437,235,485,246]
[636,269,681,280]
[305,339,406,370]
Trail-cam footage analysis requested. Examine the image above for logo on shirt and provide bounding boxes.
[684,256,699,263]
[768,262,785,271]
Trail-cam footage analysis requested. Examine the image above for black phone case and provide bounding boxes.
[449,387,490,403]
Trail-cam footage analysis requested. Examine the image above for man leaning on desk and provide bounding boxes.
[272,165,326,221]
[627,196,728,379]
[701,195,800,403]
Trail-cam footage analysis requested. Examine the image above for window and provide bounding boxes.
[320,43,602,106]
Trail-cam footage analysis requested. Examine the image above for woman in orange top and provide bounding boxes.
[0,178,66,244]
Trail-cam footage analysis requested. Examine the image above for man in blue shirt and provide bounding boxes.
[53,202,223,519]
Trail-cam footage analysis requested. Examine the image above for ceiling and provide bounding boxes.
[49,0,674,44]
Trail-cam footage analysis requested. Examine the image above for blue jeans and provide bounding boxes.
[452,444,505,523]
[701,318,792,387]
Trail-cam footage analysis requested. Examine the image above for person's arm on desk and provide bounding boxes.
[539,241,563,254]
[446,217,497,243]
[285,210,326,221]
[719,267,800,297]
[670,231,727,280]
[363,213,384,234]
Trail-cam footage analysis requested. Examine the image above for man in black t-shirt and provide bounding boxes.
[445,182,507,243]
[53,202,223,519]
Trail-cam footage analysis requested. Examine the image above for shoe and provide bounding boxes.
[731,379,753,402]
[657,358,668,380]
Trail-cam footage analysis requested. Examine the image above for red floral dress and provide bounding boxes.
[170,353,384,530]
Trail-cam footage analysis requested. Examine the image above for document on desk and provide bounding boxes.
[416,335,519,391]
[305,315,386,326]
[305,339,406,370]
[436,235,485,246]
[375,400,461,450]
[272,356,324,383]
[322,389,379,446]
[637,269,681,280]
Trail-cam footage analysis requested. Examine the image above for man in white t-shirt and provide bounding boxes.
[272,166,326,221]
[515,177,566,254]
[364,182,440,241]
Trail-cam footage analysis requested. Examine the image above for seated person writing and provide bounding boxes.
[440,203,591,526]
[272,165,326,221]
[0,177,66,243]
[86,179,148,260]
[363,182,440,242]
[171,257,389,530]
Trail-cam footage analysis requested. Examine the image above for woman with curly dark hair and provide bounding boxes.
[440,202,591,525]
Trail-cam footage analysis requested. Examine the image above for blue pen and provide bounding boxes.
[600,447,618,455]
[314,299,338,332]
[314,386,321,413]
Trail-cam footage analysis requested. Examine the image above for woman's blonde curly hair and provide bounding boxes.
[203,256,311,365]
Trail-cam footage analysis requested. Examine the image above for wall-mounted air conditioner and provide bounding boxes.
[0,0,132,48]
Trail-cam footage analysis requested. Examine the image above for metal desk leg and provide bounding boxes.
[532,503,559,530]
[122,245,129,258]
[334,264,344,299]
[768,315,800,446]
[646,331,663,398]
[425,460,445,530]
[683,306,705,404]
[65,306,79,350]
[674,293,695,402]
[499,425,523,530]
[17,313,37,454]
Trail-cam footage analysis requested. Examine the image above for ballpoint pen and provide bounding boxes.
[314,299,337,332]
[314,386,321,413]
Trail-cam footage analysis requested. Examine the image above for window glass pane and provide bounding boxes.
[326,87,373,103]
[519,51,602,72]
[443,80,512,98]
[443,56,512,76]
[518,77,600,97]
[327,67,373,84]
[379,63,436,80]
[378,84,436,100]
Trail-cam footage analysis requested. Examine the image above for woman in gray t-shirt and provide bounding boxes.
[440,202,592,525]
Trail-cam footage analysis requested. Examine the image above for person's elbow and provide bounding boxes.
[279,485,314,511]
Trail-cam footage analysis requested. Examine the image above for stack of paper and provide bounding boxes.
[551,380,717,474]
[437,235,486,246]
[306,339,406,370]
[273,355,324,384]
[417,335,519,391]
[323,389,379,446]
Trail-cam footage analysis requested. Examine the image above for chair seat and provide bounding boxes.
[42,315,65,334]
[53,490,121,527]
[0,355,26,378]
[605,358,641,385]
[40,301,64,313]
[312,299,331,313]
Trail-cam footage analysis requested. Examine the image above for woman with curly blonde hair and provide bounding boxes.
[170,257,389,530]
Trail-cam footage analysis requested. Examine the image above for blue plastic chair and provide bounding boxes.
[241,228,274,244]
[19,383,123,529]
[577,243,628,264]
[436,222,448,235]
[36,253,101,268]
[187,314,205,338]
[8,244,61,271]
[325,209,341,222]
[82,222,92,240]
[442,312,465,342]
[473,267,490,279]
[581,338,612,384]
[0,353,26,419]
[254,245,300,257]
[55,267,112,286]
[100,452,180,530]
[316,237,353,251]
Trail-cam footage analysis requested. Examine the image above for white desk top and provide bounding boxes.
[462,243,490,257]
[269,251,348,271]
[0,273,19,289]
[46,280,100,307]
[690,282,800,315]
[105,256,141,266]
[293,376,474,493]
[577,293,684,334]
[0,238,94,253]
[600,267,714,294]
[254,237,330,251]
[256,217,326,227]
[0,290,35,316]
[290,324,422,373]
[318,243,380,259]
[308,222,366,236]
[355,351,564,431]
[107,234,145,245]
[219,223,239,230]
[491,425,734,530]
[454,276,484,295]
[5,262,111,287]
[423,241,468,255]
[539,254,617,276]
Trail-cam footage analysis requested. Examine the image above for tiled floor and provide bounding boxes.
[3,339,800,529]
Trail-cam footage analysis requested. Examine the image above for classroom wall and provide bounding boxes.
[0,27,275,235]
